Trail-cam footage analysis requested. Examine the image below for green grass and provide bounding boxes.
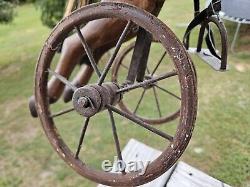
[0,2,250,187]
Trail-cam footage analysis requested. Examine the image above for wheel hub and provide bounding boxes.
[143,74,157,89]
[72,82,122,117]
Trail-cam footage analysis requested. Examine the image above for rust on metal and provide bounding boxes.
[28,0,227,186]
[32,2,197,186]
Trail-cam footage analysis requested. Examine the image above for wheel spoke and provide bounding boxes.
[151,51,167,76]
[98,21,132,85]
[107,105,173,141]
[133,89,146,114]
[75,117,90,159]
[48,69,77,91]
[152,87,162,117]
[146,67,150,74]
[75,26,101,77]
[50,107,75,118]
[155,85,181,100]
[108,109,126,174]
[117,70,178,93]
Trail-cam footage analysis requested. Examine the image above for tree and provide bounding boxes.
[0,0,35,24]
[36,0,66,28]
[0,0,16,23]
[0,0,99,26]
[36,0,99,28]
[0,0,64,25]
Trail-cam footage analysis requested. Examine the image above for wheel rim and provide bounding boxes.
[35,2,197,186]
[112,42,181,125]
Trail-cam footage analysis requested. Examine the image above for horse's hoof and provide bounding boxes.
[29,96,38,118]
[63,87,73,103]
[63,83,82,103]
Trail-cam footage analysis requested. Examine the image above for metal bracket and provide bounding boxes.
[126,28,152,83]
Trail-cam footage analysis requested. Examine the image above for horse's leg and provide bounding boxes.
[47,18,127,102]
[62,48,105,102]
[47,0,157,102]
[29,0,157,117]
[47,33,82,102]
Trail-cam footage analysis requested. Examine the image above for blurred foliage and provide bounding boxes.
[0,0,100,26]
[37,0,100,28]
[0,0,16,23]
[36,0,66,28]
[0,0,35,23]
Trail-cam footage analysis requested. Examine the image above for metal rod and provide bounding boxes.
[75,26,101,77]
[152,87,162,117]
[75,117,90,159]
[117,71,178,93]
[108,109,126,174]
[155,85,181,100]
[50,107,75,118]
[151,51,167,76]
[133,89,146,114]
[48,69,77,91]
[146,67,150,74]
[98,21,132,85]
[231,22,241,53]
[121,63,129,70]
[107,105,173,141]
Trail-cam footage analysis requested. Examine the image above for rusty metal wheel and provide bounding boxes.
[112,42,182,125]
[35,2,197,186]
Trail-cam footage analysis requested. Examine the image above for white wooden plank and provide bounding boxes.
[187,47,229,71]
[98,139,174,187]
[166,162,231,187]
[98,139,231,187]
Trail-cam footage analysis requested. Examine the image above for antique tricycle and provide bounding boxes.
[29,0,228,186]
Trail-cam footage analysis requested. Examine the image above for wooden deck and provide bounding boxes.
[98,139,231,187]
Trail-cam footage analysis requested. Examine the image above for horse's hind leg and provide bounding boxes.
[47,0,157,102]
[47,18,127,103]
[47,36,82,103]
[29,0,157,117]
[63,41,117,102]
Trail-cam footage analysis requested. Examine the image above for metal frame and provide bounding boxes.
[206,0,250,52]
[183,0,228,71]
[220,12,250,52]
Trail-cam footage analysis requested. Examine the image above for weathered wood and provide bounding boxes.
[98,139,231,187]
[166,162,231,187]
[64,0,75,17]
[98,139,174,187]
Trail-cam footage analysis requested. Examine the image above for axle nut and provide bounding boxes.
[77,97,89,108]
[72,86,101,118]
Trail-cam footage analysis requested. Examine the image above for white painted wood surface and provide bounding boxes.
[166,162,231,187]
[188,47,229,71]
[98,139,174,187]
[98,139,231,187]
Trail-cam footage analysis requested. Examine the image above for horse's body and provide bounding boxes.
[48,0,163,102]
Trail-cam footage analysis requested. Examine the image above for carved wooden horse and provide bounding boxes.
[29,0,164,116]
